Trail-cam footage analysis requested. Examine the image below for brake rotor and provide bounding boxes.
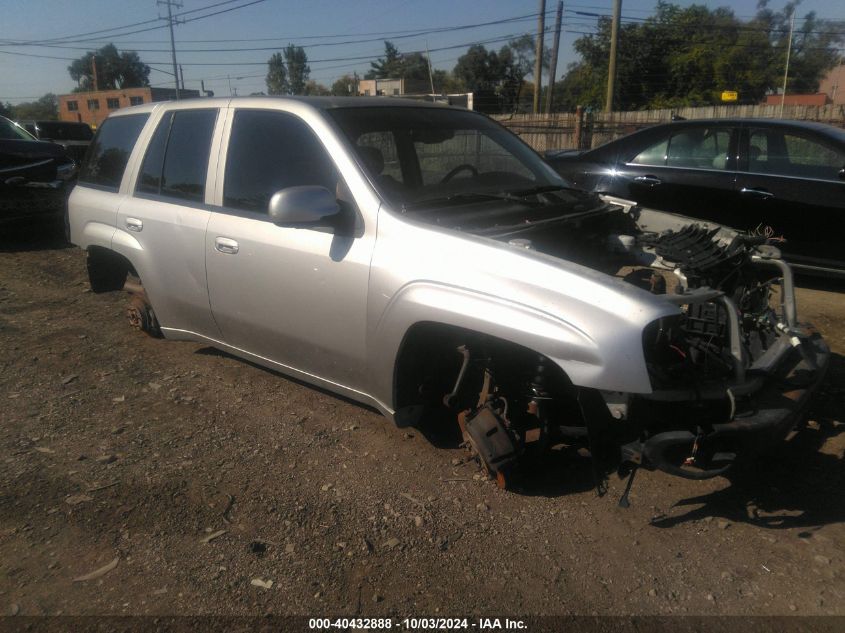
[126,295,160,336]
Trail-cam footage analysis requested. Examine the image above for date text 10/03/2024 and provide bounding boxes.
[308,618,527,630]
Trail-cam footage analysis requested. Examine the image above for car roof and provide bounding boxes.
[648,118,845,138]
[18,120,90,126]
[110,95,457,118]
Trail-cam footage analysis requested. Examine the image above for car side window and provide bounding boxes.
[79,114,149,190]
[666,127,731,170]
[630,136,669,166]
[223,110,337,213]
[136,109,218,202]
[748,128,844,181]
[136,113,171,195]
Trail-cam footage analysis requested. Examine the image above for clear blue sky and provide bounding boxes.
[1,0,843,103]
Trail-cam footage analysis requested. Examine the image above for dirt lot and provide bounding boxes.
[1,222,843,620]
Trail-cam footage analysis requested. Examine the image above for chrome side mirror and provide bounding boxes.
[268,186,340,226]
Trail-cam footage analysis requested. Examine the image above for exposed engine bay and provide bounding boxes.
[437,196,829,498]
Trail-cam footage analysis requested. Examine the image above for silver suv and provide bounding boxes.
[68,97,828,492]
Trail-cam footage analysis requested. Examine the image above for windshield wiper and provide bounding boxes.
[509,184,570,196]
[403,191,543,212]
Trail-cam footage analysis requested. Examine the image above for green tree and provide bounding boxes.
[431,69,464,94]
[756,0,844,94]
[303,80,330,96]
[266,52,288,95]
[284,45,310,95]
[330,74,357,96]
[453,37,547,112]
[366,41,430,80]
[266,45,311,95]
[366,41,403,79]
[12,94,58,120]
[453,44,501,92]
[67,44,150,91]
[0,101,14,119]
[555,1,844,111]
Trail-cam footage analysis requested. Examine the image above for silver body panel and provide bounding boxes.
[69,97,683,419]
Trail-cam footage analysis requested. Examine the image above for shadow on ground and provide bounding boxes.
[197,345,844,506]
[0,216,70,253]
[651,352,845,530]
[796,274,845,294]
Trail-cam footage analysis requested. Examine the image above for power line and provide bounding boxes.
[2,0,271,49]
[135,28,557,68]
[4,0,251,47]
[0,11,553,52]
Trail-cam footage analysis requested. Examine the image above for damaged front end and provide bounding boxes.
[448,196,829,493]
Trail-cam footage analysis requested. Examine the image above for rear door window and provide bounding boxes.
[748,128,845,181]
[79,114,149,190]
[135,109,218,202]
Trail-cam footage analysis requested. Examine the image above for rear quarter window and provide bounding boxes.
[136,109,218,202]
[79,114,149,191]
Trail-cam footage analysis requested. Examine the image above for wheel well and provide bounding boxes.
[85,246,136,293]
[392,322,573,413]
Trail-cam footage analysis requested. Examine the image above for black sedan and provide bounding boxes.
[546,119,845,276]
[1,115,76,223]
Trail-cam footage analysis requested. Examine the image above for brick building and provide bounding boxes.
[762,93,831,107]
[819,64,845,106]
[58,87,199,128]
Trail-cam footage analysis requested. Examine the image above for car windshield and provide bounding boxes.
[35,122,94,141]
[327,106,569,211]
[0,117,37,141]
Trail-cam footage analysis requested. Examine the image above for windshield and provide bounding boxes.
[0,117,37,141]
[327,106,569,209]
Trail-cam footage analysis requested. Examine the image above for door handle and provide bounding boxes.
[740,187,774,200]
[125,217,143,232]
[214,237,239,255]
[633,175,662,186]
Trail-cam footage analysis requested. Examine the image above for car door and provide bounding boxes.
[115,105,223,339]
[607,123,740,225]
[735,124,845,273]
[205,107,374,391]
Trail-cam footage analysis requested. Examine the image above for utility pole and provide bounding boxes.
[158,0,182,99]
[605,0,621,113]
[780,10,796,117]
[533,0,546,114]
[179,64,185,91]
[91,55,99,92]
[425,41,436,96]
[545,1,563,113]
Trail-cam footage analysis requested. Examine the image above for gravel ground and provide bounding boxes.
[1,222,843,620]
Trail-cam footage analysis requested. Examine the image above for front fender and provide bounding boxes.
[369,281,653,411]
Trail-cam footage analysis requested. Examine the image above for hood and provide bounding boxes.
[0,139,68,181]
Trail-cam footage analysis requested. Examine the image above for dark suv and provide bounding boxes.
[19,120,93,164]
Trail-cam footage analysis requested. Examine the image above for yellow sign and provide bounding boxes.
[721,91,738,102]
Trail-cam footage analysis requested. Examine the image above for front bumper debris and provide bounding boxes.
[623,328,829,479]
